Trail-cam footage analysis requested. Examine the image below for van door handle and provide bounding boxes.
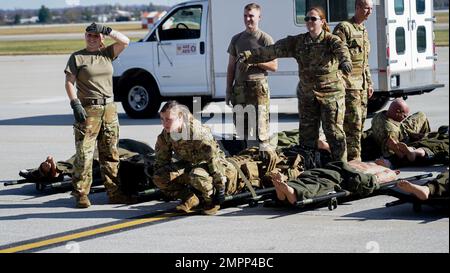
[411,20,416,31]
[160,42,172,46]
[200,41,205,55]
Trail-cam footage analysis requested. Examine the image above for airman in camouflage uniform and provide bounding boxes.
[153,101,237,215]
[378,125,449,168]
[371,99,431,157]
[226,3,277,150]
[64,23,130,208]
[238,7,352,162]
[333,0,374,161]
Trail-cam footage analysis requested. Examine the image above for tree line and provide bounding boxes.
[0,3,170,25]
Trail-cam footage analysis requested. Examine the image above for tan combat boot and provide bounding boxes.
[202,202,220,216]
[176,193,200,213]
[108,191,138,204]
[76,195,91,208]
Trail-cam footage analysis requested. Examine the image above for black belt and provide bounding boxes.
[81,97,113,106]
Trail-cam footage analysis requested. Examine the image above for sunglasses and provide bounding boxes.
[304,16,321,22]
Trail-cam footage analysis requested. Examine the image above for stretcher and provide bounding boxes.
[385,186,449,213]
[262,173,434,211]
[2,176,104,193]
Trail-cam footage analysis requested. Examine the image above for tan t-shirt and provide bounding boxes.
[227,29,274,84]
[64,44,116,99]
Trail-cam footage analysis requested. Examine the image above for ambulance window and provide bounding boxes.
[295,0,327,24]
[330,0,356,22]
[295,0,356,24]
[394,0,404,15]
[417,26,427,52]
[158,6,202,41]
[416,0,426,14]
[396,27,406,54]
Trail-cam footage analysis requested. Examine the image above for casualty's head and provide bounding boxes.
[85,22,105,51]
[243,3,262,32]
[159,100,191,133]
[387,98,410,122]
[355,0,374,22]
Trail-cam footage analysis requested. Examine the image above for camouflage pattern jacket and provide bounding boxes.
[246,30,351,88]
[333,17,372,90]
[154,117,228,177]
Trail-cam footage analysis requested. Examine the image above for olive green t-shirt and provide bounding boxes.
[227,29,274,84]
[64,44,116,99]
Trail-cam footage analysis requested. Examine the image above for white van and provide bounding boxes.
[112,0,443,118]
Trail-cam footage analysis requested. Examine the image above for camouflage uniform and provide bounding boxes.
[232,80,271,147]
[153,117,236,204]
[333,18,373,161]
[65,44,122,200]
[225,146,303,195]
[244,31,351,161]
[387,126,449,168]
[371,110,431,157]
[228,30,274,148]
[72,103,120,197]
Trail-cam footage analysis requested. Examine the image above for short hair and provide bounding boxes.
[244,3,261,12]
[159,100,190,115]
[356,0,369,8]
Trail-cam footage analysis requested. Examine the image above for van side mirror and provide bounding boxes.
[155,28,161,43]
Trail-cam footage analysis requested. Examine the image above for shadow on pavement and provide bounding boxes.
[0,197,175,221]
[338,203,449,223]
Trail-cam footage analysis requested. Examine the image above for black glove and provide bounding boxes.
[70,99,87,123]
[339,61,353,74]
[214,187,226,204]
[86,22,112,35]
[237,50,252,63]
[237,61,252,73]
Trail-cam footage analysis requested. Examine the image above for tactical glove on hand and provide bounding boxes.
[70,99,87,123]
[86,22,112,35]
[237,50,252,63]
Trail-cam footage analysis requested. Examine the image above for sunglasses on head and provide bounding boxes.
[304,16,321,22]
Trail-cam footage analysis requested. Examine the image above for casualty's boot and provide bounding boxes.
[202,202,220,216]
[19,169,42,181]
[175,193,200,213]
[108,190,138,204]
[76,195,91,208]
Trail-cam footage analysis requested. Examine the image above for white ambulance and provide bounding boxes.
[112,0,443,118]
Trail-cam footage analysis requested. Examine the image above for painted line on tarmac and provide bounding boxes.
[0,210,190,253]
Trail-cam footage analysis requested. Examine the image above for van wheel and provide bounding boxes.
[121,76,161,118]
[367,93,389,114]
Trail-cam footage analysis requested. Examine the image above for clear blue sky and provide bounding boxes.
[0,0,186,10]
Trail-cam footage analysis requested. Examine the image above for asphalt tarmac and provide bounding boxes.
[0,48,448,253]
